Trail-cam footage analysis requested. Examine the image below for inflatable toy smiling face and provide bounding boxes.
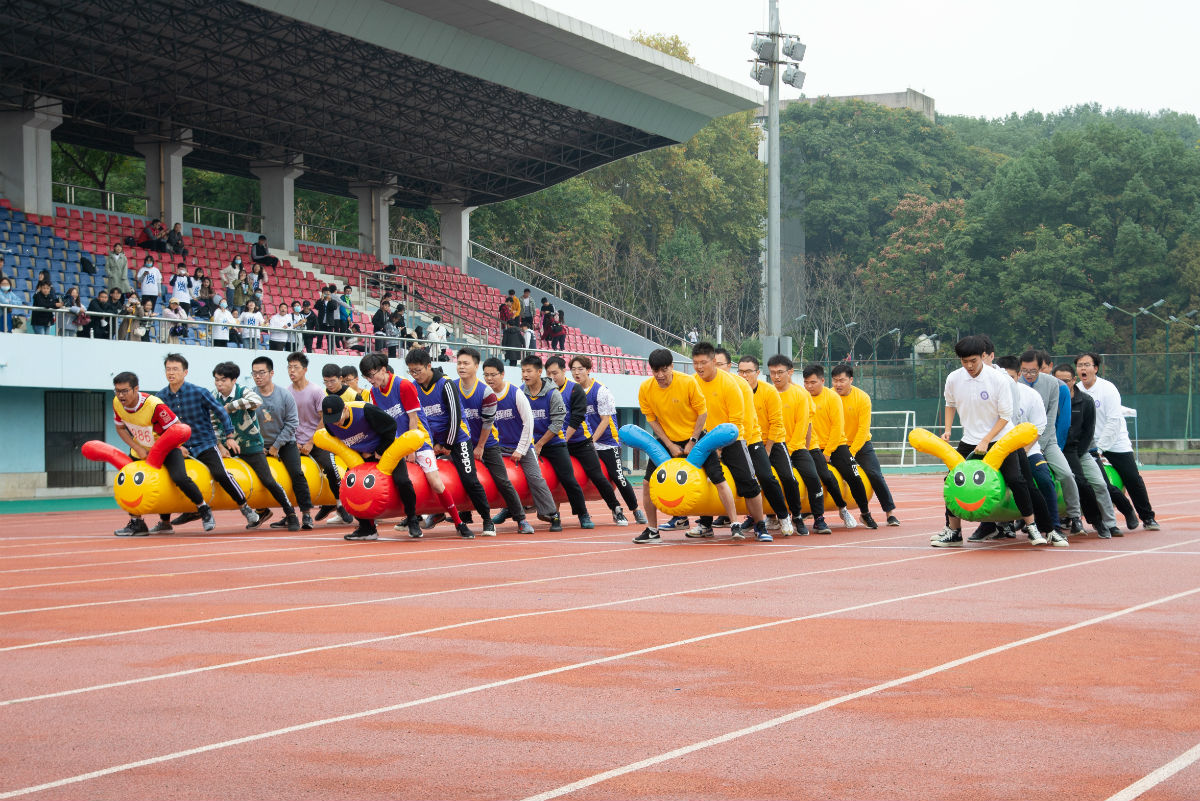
[944,460,1005,519]
[113,463,168,514]
[340,464,395,520]
[647,458,710,516]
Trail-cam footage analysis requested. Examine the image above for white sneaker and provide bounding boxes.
[1025,525,1048,546]
[779,517,795,537]
[1047,531,1069,548]
[839,508,858,529]
[765,515,781,530]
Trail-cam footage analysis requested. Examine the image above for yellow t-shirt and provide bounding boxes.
[638,372,707,443]
[730,373,762,444]
[776,383,814,454]
[839,385,873,453]
[695,369,746,439]
[751,381,786,445]
[810,385,848,456]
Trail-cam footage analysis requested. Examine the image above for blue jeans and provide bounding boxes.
[1029,452,1060,529]
[32,324,51,335]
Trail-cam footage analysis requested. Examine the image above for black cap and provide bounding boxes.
[321,395,345,429]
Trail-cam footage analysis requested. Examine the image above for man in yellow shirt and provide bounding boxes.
[692,342,768,541]
[767,354,828,535]
[632,348,711,543]
[802,364,875,529]
[832,364,900,526]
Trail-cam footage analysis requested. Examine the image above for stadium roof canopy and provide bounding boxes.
[0,0,761,207]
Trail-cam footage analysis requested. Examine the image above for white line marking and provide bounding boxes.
[1103,740,1200,801]
[3,539,1196,799]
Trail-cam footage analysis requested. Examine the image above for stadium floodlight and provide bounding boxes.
[782,37,806,61]
[751,62,775,86]
[751,35,775,61]
[782,64,806,90]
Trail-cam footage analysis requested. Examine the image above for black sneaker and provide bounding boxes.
[579,514,595,530]
[314,505,336,522]
[336,505,353,524]
[114,518,149,537]
[408,519,424,539]
[1110,527,1124,537]
[1069,517,1085,535]
[812,517,832,535]
[171,511,202,526]
[481,521,497,537]
[659,516,690,531]
[284,514,301,531]
[860,511,878,529]
[456,522,474,539]
[968,523,997,542]
[269,513,291,529]
[200,507,216,532]
[713,516,731,528]
[632,528,661,544]
[240,505,261,529]
[931,528,963,548]
[301,513,314,530]
[792,516,810,536]
[1098,527,1113,539]
[1143,518,1160,531]
[344,526,378,541]
[549,515,563,532]
[149,520,175,535]
[729,523,746,540]
[886,515,901,527]
[1124,509,1139,531]
[249,509,273,529]
[423,513,447,529]
[491,509,512,525]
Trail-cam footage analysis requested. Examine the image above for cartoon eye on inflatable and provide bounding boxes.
[133,471,145,486]
[116,473,126,486]
[656,468,667,483]
[675,470,688,485]
[363,474,376,489]
[345,473,357,488]
[953,472,965,487]
[973,470,985,485]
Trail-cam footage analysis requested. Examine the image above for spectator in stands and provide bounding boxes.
[382,311,406,359]
[137,256,162,310]
[166,222,189,261]
[519,288,535,328]
[502,320,524,366]
[267,303,295,351]
[248,263,268,306]
[687,327,699,345]
[232,268,253,311]
[210,298,236,347]
[107,242,131,295]
[0,276,24,333]
[251,234,279,269]
[299,300,318,352]
[371,299,392,335]
[166,263,195,311]
[139,298,158,342]
[118,295,145,341]
[162,297,189,344]
[336,284,354,343]
[238,298,264,349]
[0,252,7,281]
[507,289,521,323]
[313,285,338,352]
[62,287,85,337]
[547,312,567,352]
[498,294,514,326]
[540,298,555,331]
[519,321,534,354]
[222,256,243,309]
[136,219,168,253]
[193,277,216,319]
[86,289,119,340]
[30,281,62,335]
[426,314,449,360]
[347,323,367,354]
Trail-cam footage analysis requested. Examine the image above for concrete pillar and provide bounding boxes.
[350,180,398,265]
[134,132,193,225]
[250,156,303,250]
[433,203,476,272]
[0,97,62,217]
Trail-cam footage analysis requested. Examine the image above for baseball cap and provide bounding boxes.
[321,395,346,429]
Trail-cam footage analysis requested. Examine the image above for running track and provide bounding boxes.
[1,471,1198,800]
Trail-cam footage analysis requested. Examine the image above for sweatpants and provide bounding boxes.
[540,441,589,517]
[1103,450,1155,522]
[747,441,789,519]
[767,442,804,519]
[482,446,525,521]
[566,439,620,510]
[444,440,492,519]
[1042,442,1082,519]
[1080,450,1118,529]
[500,446,557,517]
[241,451,294,515]
[193,446,246,506]
[144,447,206,521]
[1027,451,1059,530]
[1062,447,1107,530]
[788,447,826,518]
[276,441,313,511]
[596,447,639,511]
[308,445,341,502]
[853,441,895,514]
[828,444,871,512]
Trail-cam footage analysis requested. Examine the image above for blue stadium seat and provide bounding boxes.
[66,240,80,251]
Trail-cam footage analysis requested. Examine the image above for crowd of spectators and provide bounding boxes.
[498,287,566,363]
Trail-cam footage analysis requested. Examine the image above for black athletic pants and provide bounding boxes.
[482,446,525,521]
[788,447,826,519]
[540,441,589,517]
[1103,450,1154,522]
[1062,447,1105,529]
[276,442,313,511]
[153,447,206,521]
[827,444,871,512]
[567,439,620,510]
[193,446,247,506]
[596,447,639,511]
[853,441,895,514]
[308,445,341,502]
[444,440,492,519]
[810,448,847,509]
[747,441,789,519]
[766,442,804,519]
[241,450,294,515]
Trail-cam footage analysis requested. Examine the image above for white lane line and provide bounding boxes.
[520,583,1200,801]
[0,533,336,560]
[1103,740,1200,801]
[3,539,1196,799]
[0,530,931,653]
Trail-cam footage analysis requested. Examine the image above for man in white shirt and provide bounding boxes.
[425,315,448,360]
[167,263,194,310]
[934,335,1039,548]
[481,357,558,523]
[136,256,162,309]
[1074,352,1158,530]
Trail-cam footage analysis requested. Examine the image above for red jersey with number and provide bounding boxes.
[113,392,180,449]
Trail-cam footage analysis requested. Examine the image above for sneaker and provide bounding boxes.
[240,504,261,528]
[740,516,754,529]
[1143,518,1160,531]
[456,522,474,539]
[755,522,773,542]
[480,522,497,537]
[1025,525,1048,546]
[270,513,293,529]
[200,507,216,532]
[633,528,661,544]
[860,511,878,530]
[839,508,858,528]
[931,528,963,548]
[1110,527,1124,537]
[712,516,731,528]
[284,514,301,532]
[766,515,781,530]
[613,507,629,526]
[659,516,689,531]
[407,519,424,539]
[114,518,149,537]
[633,509,648,525]
[812,517,832,535]
[314,505,336,522]
[579,514,595,530]
[1048,531,1069,548]
[1124,510,1139,531]
[968,524,998,542]
[549,515,563,532]
[517,520,535,534]
[171,511,201,526]
[336,505,353,524]
[301,513,314,531]
[685,523,714,539]
[423,513,447,529]
[1098,528,1113,539]
[729,523,746,541]
[344,526,378,541]
[149,520,174,535]
[792,516,810,536]
[779,517,795,537]
[249,508,273,529]
[886,515,901,527]
[998,523,1017,539]
[1069,517,1085,535]
[491,509,511,525]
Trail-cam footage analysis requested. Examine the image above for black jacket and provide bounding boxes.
[501,325,525,361]
[31,290,61,327]
[1065,389,1097,455]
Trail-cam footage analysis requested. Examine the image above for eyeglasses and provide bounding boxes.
[1019,368,1040,376]
[250,369,269,376]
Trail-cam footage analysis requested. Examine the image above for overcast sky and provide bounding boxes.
[539,0,1200,120]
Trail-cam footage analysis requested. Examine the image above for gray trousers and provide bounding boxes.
[500,446,558,518]
[1080,449,1118,529]
[1042,442,1081,518]
[481,446,526,521]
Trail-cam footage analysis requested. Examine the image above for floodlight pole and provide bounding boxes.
[764,0,783,361]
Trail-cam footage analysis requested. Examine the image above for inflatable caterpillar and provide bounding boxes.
[312,429,614,520]
[907,423,1055,521]
[619,423,873,518]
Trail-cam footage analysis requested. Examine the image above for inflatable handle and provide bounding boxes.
[618,424,671,466]
[313,429,365,469]
[82,440,133,470]
[687,423,739,468]
[908,428,965,470]
[377,430,427,475]
[982,422,1038,471]
[145,422,190,469]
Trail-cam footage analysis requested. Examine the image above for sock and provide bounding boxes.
[436,490,462,525]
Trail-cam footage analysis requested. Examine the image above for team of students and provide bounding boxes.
[109,337,1157,546]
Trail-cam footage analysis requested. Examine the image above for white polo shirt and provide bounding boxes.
[1081,375,1132,453]
[944,365,1014,445]
[1012,380,1047,455]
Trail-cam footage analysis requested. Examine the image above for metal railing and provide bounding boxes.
[469,240,689,350]
[185,203,263,235]
[296,221,359,249]
[389,238,443,262]
[52,182,148,215]
[358,269,484,342]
